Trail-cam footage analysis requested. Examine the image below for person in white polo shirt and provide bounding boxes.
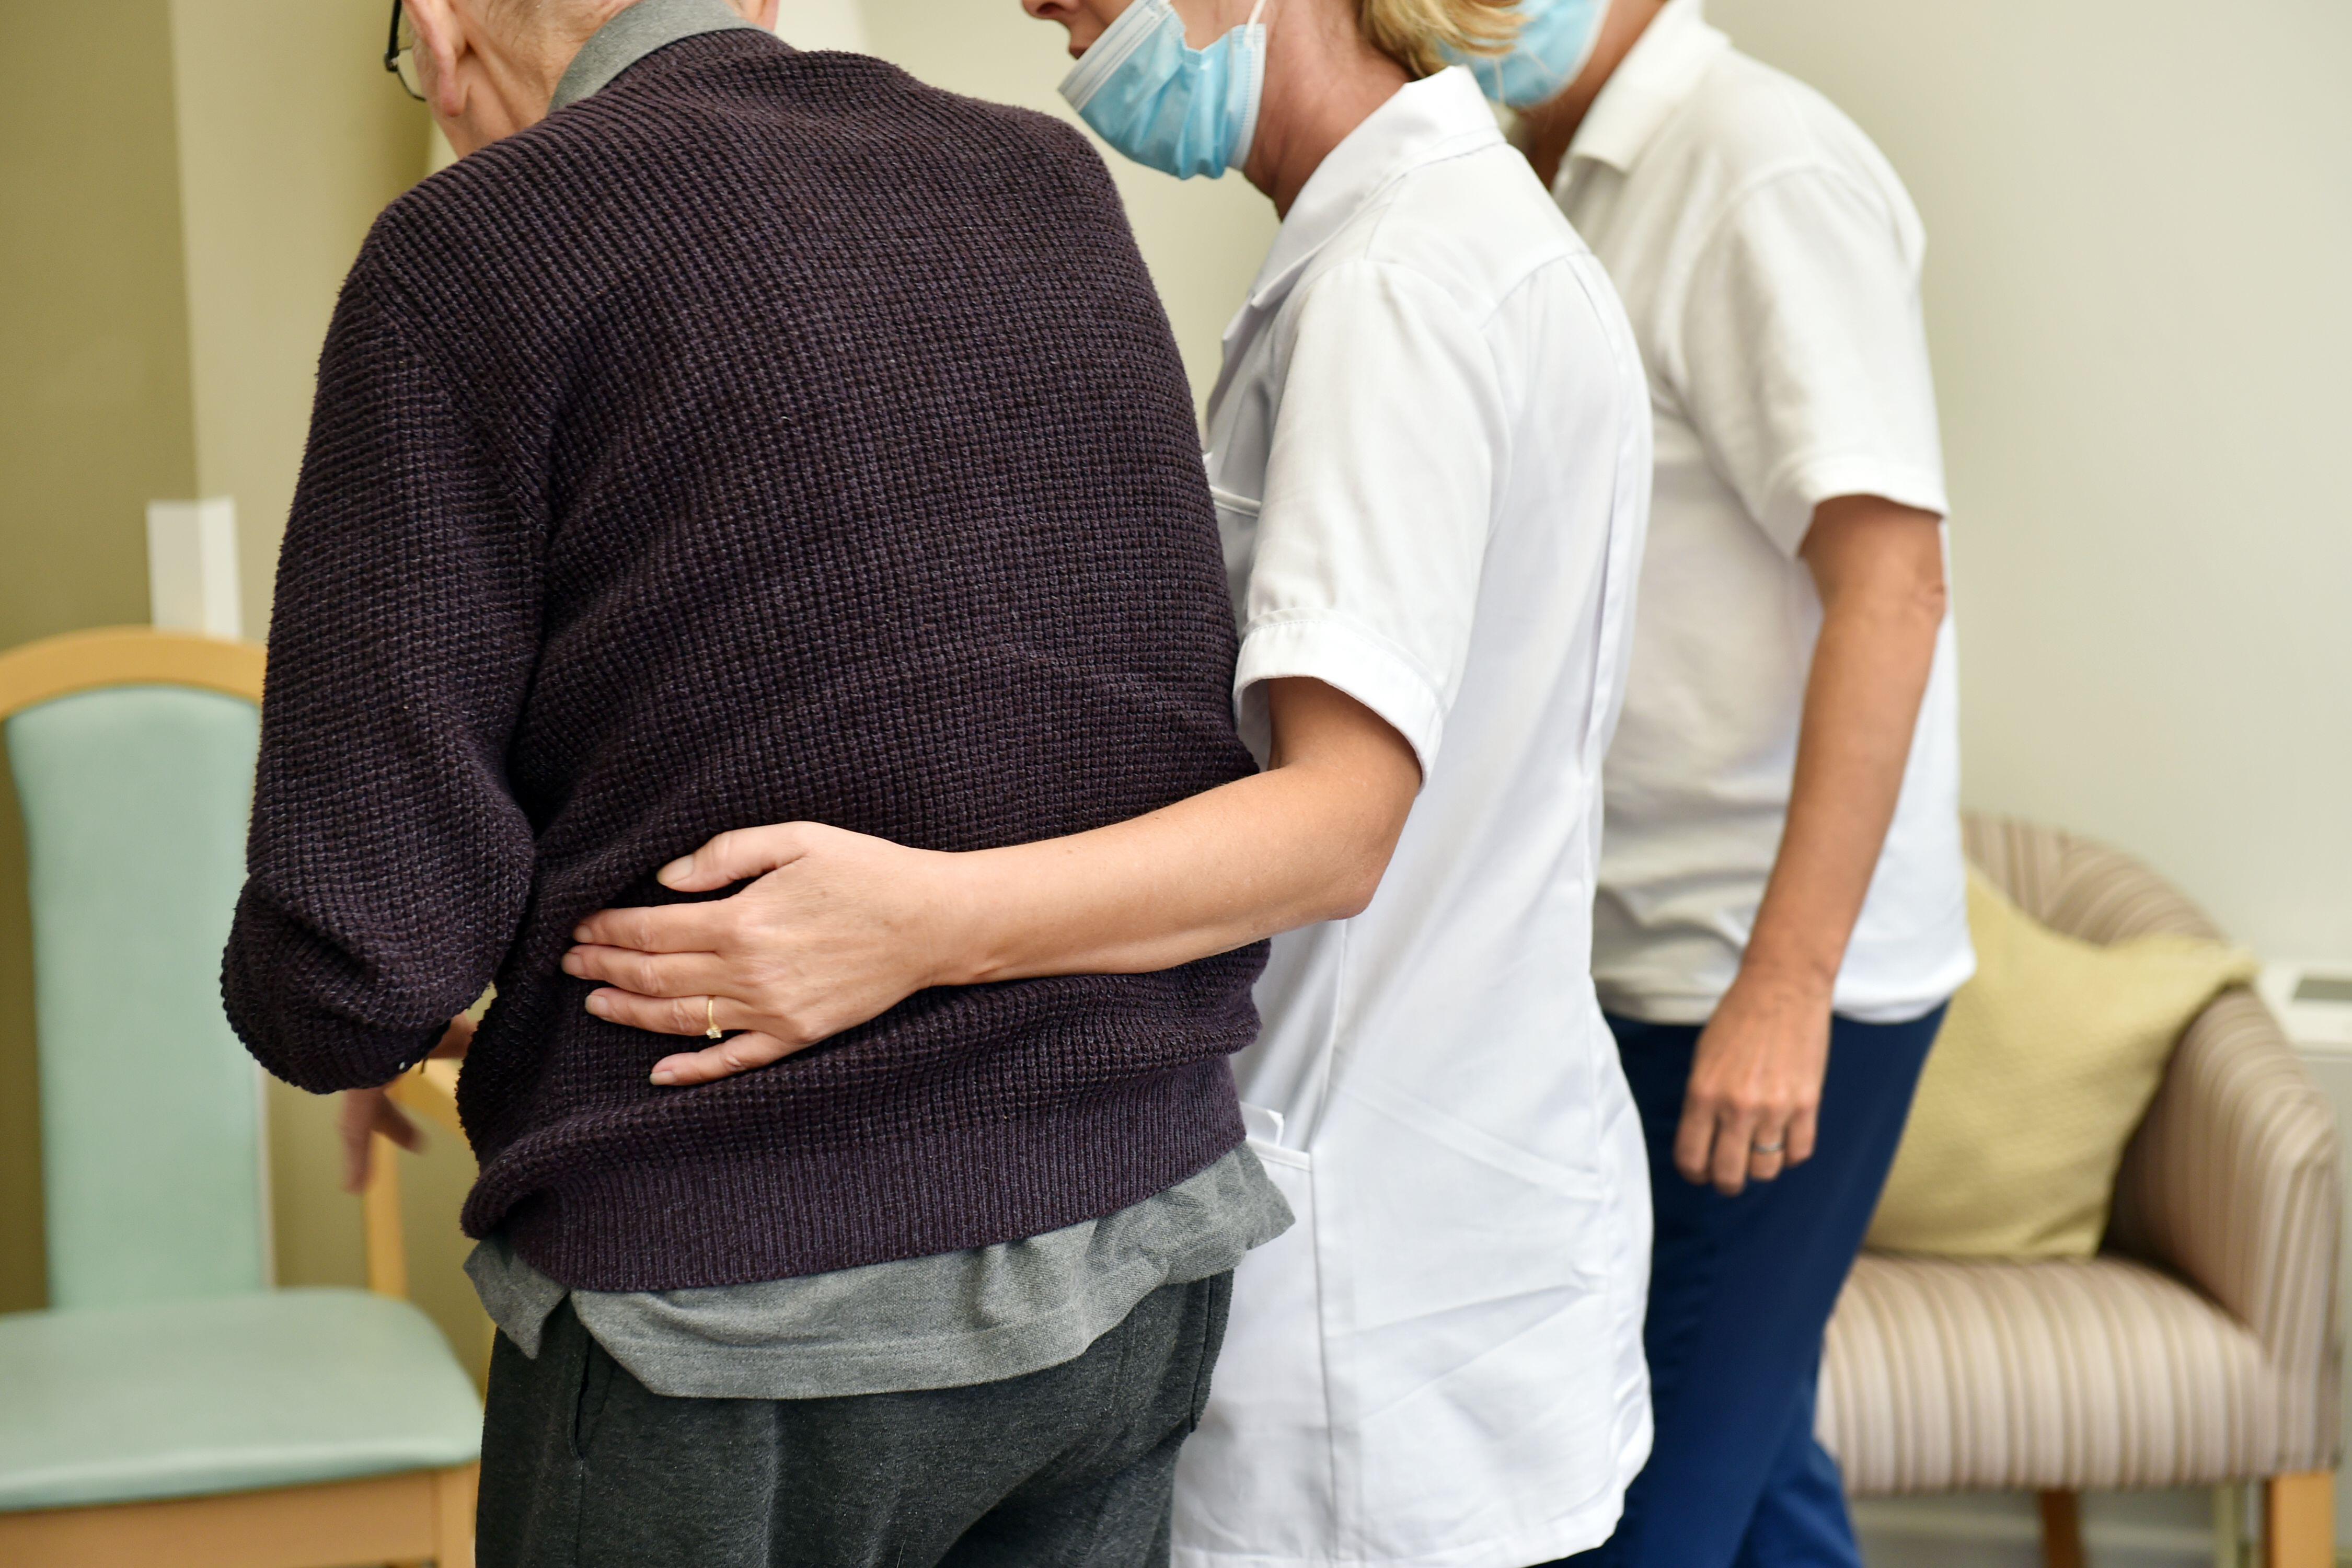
[1467,2,1976,1565]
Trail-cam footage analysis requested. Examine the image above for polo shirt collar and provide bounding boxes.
[1243,66,1502,312]
[1560,0,1726,185]
[551,0,763,113]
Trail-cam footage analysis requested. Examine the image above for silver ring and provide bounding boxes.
[1751,1138,1785,1156]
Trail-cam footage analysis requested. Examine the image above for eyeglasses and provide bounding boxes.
[385,0,424,101]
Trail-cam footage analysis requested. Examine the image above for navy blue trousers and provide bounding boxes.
[1543,1006,1944,1568]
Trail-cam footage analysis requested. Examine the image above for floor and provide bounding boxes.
[1856,1489,2239,1568]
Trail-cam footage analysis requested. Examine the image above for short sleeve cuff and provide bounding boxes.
[1232,615,1446,782]
[1756,454,1950,558]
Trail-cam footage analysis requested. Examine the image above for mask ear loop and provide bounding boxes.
[1226,0,1274,170]
[1556,0,1606,89]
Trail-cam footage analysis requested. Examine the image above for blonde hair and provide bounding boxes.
[1358,0,1524,78]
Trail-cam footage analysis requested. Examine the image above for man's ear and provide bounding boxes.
[403,0,473,122]
[733,0,783,29]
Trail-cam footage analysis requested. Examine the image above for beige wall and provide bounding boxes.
[170,0,431,636]
[0,1,195,644]
[862,0,2352,965]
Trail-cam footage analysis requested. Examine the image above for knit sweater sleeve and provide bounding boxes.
[223,255,543,1094]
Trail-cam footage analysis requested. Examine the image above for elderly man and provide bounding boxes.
[221,1,1294,1563]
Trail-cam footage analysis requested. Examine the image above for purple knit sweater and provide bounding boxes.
[223,31,1265,1291]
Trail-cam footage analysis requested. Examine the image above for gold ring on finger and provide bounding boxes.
[705,997,722,1040]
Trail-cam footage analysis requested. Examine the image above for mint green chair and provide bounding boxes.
[0,629,482,1567]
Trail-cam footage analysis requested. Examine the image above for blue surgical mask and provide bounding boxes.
[1449,0,1607,109]
[1058,0,1271,180]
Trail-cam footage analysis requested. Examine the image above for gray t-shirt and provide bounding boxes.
[467,1145,1290,1399]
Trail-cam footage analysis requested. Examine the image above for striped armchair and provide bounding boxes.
[1818,817,2342,1568]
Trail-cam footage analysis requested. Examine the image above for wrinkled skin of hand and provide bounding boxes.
[564,823,967,1087]
[338,1013,477,1193]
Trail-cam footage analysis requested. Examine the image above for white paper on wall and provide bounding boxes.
[146,497,243,641]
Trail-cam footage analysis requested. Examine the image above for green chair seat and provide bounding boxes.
[0,1287,482,1513]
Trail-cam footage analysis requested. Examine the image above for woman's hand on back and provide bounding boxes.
[564,824,974,1087]
[573,679,1419,1090]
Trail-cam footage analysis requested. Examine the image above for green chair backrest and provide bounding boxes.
[9,684,268,1309]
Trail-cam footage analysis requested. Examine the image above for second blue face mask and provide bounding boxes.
[1449,0,1607,109]
[1059,0,1271,181]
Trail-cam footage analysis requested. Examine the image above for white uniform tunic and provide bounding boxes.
[1555,0,1975,1025]
[1172,67,1654,1568]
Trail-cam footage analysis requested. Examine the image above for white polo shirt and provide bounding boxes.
[1172,67,1654,1568]
[1555,0,1975,1026]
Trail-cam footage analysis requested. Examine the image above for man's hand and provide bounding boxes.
[565,824,969,1088]
[1676,967,1831,1195]
[338,1014,476,1193]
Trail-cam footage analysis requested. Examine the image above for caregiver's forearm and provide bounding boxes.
[937,677,1421,982]
[1741,494,1948,995]
[571,677,1421,1083]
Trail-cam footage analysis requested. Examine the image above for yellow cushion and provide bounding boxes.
[1867,868,2257,1259]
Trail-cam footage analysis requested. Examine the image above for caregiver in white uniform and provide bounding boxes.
[561,0,1656,1563]
[1121,8,1660,1561]
[1047,2,1658,1558]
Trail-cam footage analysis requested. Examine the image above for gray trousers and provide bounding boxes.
[476,1274,1233,1568]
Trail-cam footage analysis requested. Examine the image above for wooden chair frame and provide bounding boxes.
[0,628,480,1567]
[2038,1475,2337,1568]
